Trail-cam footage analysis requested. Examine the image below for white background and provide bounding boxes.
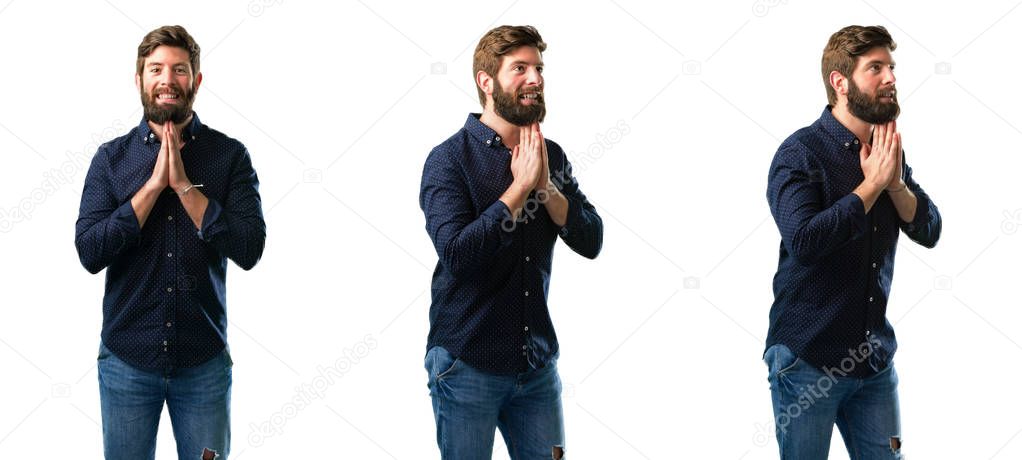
[1,0,1020,458]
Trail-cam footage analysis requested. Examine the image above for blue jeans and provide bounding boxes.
[765,344,902,460]
[425,346,565,459]
[98,342,232,460]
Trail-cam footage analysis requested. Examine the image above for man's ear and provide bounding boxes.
[829,70,848,101]
[476,70,493,99]
[192,71,202,95]
[135,72,141,92]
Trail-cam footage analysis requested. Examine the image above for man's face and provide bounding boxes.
[846,46,898,124]
[136,45,200,125]
[490,46,545,126]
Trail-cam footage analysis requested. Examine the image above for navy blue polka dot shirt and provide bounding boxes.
[76,114,266,371]
[766,107,941,377]
[420,114,603,375]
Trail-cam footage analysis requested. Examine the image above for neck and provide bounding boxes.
[830,102,872,145]
[478,106,521,149]
[147,113,193,141]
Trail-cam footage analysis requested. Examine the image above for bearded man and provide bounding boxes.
[76,25,265,460]
[763,25,941,460]
[419,25,603,460]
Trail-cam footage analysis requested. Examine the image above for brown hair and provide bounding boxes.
[473,25,546,106]
[136,25,201,77]
[821,25,896,105]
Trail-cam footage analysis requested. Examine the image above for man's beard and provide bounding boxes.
[492,79,545,126]
[141,84,195,124]
[847,79,899,124]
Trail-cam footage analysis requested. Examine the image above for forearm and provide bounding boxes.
[539,183,568,227]
[852,180,884,213]
[130,182,163,228]
[178,187,210,230]
[887,184,917,223]
[499,181,531,221]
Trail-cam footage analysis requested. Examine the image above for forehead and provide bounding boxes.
[854,46,894,68]
[499,46,543,68]
[143,45,192,67]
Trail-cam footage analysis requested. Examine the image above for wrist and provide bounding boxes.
[885,181,906,193]
[176,183,204,196]
[854,181,883,200]
[143,179,166,194]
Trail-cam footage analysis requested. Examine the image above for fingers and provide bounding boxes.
[167,121,177,154]
[519,124,527,153]
[884,121,894,155]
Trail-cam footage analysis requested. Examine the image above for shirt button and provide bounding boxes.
[166,287,173,293]
[524,326,529,331]
[486,139,492,145]
[166,322,172,327]
[167,215,173,221]
[873,226,878,232]
[522,345,527,350]
[522,352,527,356]
[524,290,529,297]
[167,252,173,258]
[525,256,530,262]
[869,296,874,302]
[844,142,850,148]
[853,139,859,144]
[163,340,168,346]
[495,136,501,142]
[872,262,877,268]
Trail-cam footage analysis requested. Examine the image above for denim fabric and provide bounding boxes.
[765,343,902,460]
[98,342,232,459]
[426,346,565,459]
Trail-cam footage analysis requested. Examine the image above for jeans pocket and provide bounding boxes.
[425,346,459,389]
[97,342,110,361]
[765,344,800,381]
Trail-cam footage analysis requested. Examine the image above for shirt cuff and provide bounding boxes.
[482,199,515,245]
[841,193,868,239]
[113,200,142,245]
[902,191,930,232]
[196,198,224,242]
[558,194,579,238]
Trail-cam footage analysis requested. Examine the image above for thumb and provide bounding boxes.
[859,142,871,164]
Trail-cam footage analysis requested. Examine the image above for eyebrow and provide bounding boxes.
[508,60,544,67]
[147,62,190,69]
[864,59,895,67]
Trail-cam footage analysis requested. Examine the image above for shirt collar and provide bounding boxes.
[139,112,202,144]
[464,113,506,149]
[818,105,861,151]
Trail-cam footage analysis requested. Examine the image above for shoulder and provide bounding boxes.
[94,126,142,167]
[773,124,822,167]
[425,128,472,168]
[200,125,248,155]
